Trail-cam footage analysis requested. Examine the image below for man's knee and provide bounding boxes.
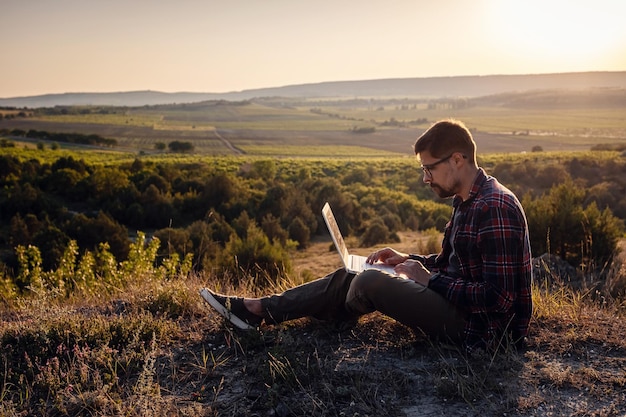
[345,270,392,315]
[349,270,391,295]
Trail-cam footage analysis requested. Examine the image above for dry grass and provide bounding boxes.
[1,238,626,416]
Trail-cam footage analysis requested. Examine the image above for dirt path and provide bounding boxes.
[214,128,244,155]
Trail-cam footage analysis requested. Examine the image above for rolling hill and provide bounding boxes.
[1,71,626,108]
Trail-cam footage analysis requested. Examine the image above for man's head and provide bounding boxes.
[413,119,477,163]
[413,119,479,200]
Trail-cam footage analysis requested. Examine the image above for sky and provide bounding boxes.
[2,0,626,98]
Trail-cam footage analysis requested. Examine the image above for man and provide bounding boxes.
[202,119,533,353]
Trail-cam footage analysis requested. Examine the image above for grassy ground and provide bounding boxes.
[2,236,626,416]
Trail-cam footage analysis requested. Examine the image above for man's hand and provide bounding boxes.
[394,259,431,286]
[366,247,408,266]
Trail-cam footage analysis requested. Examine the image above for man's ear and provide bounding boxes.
[453,152,468,166]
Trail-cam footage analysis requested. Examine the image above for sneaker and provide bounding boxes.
[200,288,263,330]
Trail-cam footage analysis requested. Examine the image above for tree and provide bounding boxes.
[220,223,292,288]
[261,214,289,245]
[43,168,87,198]
[523,180,624,268]
[0,155,22,185]
[185,214,235,271]
[66,211,130,261]
[154,227,193,259]
[9,214,31,247]
[140,184,176,228]
[32,225,70,271]
[168,141,194,153]
[245,160,277,181]
[89,167,130,200]
[581,202,624,269]
[288,217,310,249]
[52,156,89,174]
[360,218,399,247]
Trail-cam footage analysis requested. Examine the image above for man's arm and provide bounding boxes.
[428,201,525,314]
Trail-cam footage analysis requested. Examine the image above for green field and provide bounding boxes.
[2,89,626,157]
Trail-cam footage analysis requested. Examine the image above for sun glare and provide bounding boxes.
[489,0,625,65]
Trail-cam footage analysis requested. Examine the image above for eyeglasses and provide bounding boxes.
[420,154,454,177]
[421,153,467,177]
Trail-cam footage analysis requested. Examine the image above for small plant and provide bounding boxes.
[416,227,442,255]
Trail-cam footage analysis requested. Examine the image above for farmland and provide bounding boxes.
[2,88,626,157]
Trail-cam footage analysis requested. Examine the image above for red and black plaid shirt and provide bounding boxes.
[415,168,533,352]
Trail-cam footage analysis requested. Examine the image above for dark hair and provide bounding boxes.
[413,119,476,163]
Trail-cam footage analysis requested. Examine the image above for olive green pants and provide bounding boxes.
[260,268,465,341]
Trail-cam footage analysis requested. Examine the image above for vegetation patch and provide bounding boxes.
[1,239,624,416]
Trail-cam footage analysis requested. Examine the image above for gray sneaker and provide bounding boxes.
[200,288,263,330]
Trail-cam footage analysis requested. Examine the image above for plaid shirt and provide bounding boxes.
[413,168,533,352]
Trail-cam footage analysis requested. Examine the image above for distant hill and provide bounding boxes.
[1,71,626,108]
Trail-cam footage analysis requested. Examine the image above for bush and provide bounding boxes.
[220,224,292,288]
[168,141,194,152]
[524,181,624,268]
[360,219,400,247]
[288,217,311,249]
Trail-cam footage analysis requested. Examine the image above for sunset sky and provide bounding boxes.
[2,0,625,98]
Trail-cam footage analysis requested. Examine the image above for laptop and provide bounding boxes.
[322,202,397,275]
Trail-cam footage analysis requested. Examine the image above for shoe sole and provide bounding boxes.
[199,288,256,330]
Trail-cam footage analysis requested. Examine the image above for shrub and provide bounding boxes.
[168,141,194,152]
[288,217,311,249]
[523,181,624,268]
[416,228,443,255]
[220,224,293,288]
[360,219,400,247]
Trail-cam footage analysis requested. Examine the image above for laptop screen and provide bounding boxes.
[322,202,350,264]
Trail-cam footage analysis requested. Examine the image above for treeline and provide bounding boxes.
[1,128,118,147]
[591,143,626,152]
[0,155,452,287]
[0,111,31,120]
[0,153,624,295]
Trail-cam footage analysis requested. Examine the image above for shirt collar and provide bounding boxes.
[452,168,487,208]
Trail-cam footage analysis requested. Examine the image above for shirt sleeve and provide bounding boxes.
[428,199,524,315]
[408,253,438,269]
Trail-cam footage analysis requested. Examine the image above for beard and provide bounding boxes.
[429,182,456,199]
